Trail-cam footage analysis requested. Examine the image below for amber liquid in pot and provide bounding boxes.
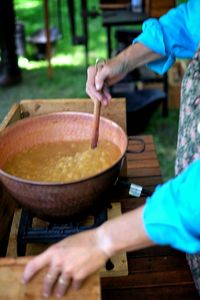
[3,140,121,183]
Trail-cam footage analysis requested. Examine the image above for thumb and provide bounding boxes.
[95,67,108,91]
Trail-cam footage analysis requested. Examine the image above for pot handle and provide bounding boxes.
[126,136,145,154]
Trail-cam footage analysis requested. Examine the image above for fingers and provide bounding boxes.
[86,65,112,105]
[86,66,103,102]
[54,274,71,298]
[44,271,81,298]
[95,64,109,91]
[43,265,61,298]
[102,85,112,106]
[22,250,51,284]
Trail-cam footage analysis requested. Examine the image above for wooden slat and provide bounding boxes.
[0,103,21,132]
[101,285,198,300]
[127,167,161,177]
[126,151,157,161]
[129,135,153,144]
[100,4,130,10]
[0,183,16,256]
[101,270,195,289]
[119,176,162,186]
[128,246,184,258]
[128,142,155,152]
[128,160,160,169]
[20,98,127,132]
[0,257,100,300]
[128,255,193,273]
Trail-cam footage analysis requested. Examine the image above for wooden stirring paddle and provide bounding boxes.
[91,58,106,149]
[91,99,101,149]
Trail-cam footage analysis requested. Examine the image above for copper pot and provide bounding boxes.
[0,112,128,221]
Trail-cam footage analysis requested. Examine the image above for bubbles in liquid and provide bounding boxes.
[4,140,121,183]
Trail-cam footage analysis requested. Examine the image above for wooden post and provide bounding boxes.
[44,0,53,79]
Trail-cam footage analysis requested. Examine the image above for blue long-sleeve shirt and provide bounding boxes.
[134,0,200,74]
[135,0,200,252]
[143,159,200,254]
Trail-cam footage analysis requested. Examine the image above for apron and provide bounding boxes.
[175,48,200,294]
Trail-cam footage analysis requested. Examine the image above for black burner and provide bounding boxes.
[17,207,108,256]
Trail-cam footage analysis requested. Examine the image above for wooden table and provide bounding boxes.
[101,135,199,299]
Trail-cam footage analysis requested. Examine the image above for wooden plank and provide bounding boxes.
[101,285,198,300]
[101,270,195,289]
[128,255,193,273]
[100,4,129,9]
[6,209,22,257]
[128,160,160,169]
[0,103,20,255]
[128,142,155,152]
[127,167,161,177]
[150,0,175,8]
[19,98,127,132]
[0,183,16,256]
[118,176,162,187]
[0,103,21,131]
[126,151,157,161]
[0,257,101,300]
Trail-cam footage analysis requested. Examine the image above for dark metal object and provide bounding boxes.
[27,27,61,60]
[17,207,107,256]
[127,136,145,153]
[117,180,153,197]
[17,204,115,270]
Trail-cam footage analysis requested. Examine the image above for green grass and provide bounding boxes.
[145,109,179,181]
[0,0,180,182]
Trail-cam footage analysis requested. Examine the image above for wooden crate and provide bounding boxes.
[100,0,130,10]
[100,0,176,16]
[145,0,176,18]
[0,98,126,132]
[168,83,181,109]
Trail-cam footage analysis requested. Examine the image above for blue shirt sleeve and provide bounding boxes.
[143,159,200,254]
[133,0,200,74]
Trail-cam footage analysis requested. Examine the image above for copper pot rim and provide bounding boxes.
[0,111,127,138]
[0,111,128,186]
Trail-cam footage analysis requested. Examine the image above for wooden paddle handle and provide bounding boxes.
[91,100,101,149]
[91,58,106,149]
